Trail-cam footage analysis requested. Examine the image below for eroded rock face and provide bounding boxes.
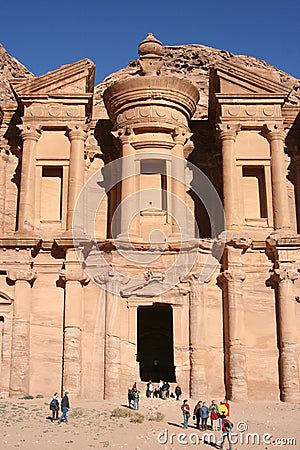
[0,44,33,104]
[94,43,300,119]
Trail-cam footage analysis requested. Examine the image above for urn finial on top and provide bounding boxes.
[138,33,163,76]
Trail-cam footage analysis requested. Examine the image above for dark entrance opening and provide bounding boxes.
[137,303,176,383]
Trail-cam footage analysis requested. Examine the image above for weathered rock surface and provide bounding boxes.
[0,44,33,104]
[94,44,300,119]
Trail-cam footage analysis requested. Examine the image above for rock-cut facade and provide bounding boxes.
[0,34,300,402]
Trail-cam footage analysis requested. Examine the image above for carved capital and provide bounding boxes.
[111,126,134,145]
[218,269,246,283]
[17,124,42,142]
[60,269,89,284]
[216,123,241,142]
[272,268,298,283]
[172,127,192,146]
[8,269,37,283]
[262,123,286,142]
[66,125,88,142]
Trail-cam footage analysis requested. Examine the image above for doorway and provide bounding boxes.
[137,303,176,382]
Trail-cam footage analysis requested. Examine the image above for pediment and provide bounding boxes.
[10,58,95,98]
[212,61,291,96]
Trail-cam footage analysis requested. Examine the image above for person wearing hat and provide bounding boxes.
[58,392,70,424]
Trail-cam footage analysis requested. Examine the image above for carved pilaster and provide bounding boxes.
[65,125,87,232]
[8,269,37,396]
[262,123,291,231]
[60,268,88,398]
[16,124,42,233]
[271,266,300,402]
[218,258,248,401]
[217,123,241,230]
[188,274,208,398]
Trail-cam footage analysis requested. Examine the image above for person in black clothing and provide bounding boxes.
[58,392,70,424]
[175,385,182,401]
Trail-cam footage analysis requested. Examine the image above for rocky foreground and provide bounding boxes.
[0,395,299,449]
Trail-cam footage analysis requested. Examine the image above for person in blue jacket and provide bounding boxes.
[200,401,209,430]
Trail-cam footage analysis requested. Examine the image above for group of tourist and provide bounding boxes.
[145,380,182,400]
[128,380,182,409]
[181,398,233,450]
[49,392,70,424]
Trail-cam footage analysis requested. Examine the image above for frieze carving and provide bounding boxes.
[222,104,281,120]
[26,103,82,119]
[115,105,187,128]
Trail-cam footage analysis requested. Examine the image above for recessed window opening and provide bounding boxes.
[41,166,63,221]
[140,159,167,211]
[242,166,267,219]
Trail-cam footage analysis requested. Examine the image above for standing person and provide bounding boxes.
[175,385,182,401]
[158,380,163,398]
[218,401,228,430]
[224,398,230,416]
[58,392,70,424]
[49,392,60,422]
[200,401,209,430]
[146,380,153,398]
[220,417,233,450]
[133,388,140,410]
[209,400,219,431]
[181,399,190,429]
[193,400,202,429]
[128,388,134,408]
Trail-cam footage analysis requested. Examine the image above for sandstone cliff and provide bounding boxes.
[0,44,33,104]
[94,44,300,119]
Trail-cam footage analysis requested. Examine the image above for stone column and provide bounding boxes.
[66,125,87,232]
[272,268,300,402]
[171,127,188,238]
[189,276,208,397]
[60,269,86,398]
[217,123,241,231]
[17,124,41,233]
[116,127,138,238]
[104,284,121,399]
[8,269,36,396]
[263,124,290,231]
[292,152,300,232]
[219,249,248,401]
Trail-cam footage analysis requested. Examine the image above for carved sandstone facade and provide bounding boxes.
[0,34,300,402]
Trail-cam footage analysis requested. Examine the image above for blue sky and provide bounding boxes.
[1,0,299,85]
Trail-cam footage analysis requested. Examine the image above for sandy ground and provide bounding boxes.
[0,394,299,449]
